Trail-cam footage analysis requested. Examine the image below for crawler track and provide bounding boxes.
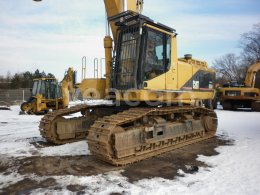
[87,106,218,165]
[39,104,217,165]
[39,104,115,144]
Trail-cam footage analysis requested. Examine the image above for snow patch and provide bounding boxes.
[0,105,260,194]
[0,172,24,190]
[39,141,89,156]
[0,105,92,157]
[69,99,113,107]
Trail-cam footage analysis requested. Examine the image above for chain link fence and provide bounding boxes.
[0,89,31,106]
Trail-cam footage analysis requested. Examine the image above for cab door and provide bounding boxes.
[142,28,170,90]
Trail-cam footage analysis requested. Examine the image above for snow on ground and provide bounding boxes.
[165,109,260,195]
[0,100,112,157]
[0,103,260,194]
[0,106,41,157]
[39,141,89,156]
[0,105,89,157]
[69,99,113,107]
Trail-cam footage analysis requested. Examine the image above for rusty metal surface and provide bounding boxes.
[87,106,218,165]
[39,104,217,165]
[39,104,116,144]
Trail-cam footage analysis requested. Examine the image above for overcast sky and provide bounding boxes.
[0,0,259,81]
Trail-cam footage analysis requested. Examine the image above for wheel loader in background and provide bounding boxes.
[219,62,260,111]
[21,67,77,114]
[35,0,218,165]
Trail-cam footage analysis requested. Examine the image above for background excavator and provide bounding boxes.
[20,67,77,114]
[36,0,218,165]
[219,62,260,111]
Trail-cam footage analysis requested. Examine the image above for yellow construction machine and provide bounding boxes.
[37,0,218,165]
[219,62,260,111]
[21,67,76,114]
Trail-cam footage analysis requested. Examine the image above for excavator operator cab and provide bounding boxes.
[110,11,175,90]
[31,78,62,99]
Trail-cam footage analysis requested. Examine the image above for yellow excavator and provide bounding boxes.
[36,0,218,165]
[21,67,76,114]
[219,62,260,111]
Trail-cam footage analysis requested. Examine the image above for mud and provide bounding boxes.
[18,155,122,177]
[0,135,233,194]
[123,135,233,182]
[1,178,58,195]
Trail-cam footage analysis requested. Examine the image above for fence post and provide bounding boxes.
[23,90,25,102]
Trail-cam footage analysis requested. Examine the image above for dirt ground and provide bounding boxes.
[0,135,233,194]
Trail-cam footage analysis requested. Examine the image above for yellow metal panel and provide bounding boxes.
[144,73,166,90]
[127,0,136,11]
[116,89,214,103]
[104,36,113,92]
[245,62,260,87]
[176,61,193,89]
[78,79,106,99]
[220,87,259,95]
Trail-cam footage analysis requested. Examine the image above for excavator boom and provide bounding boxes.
[104,0,143,39]
[60,67,77,107]
[244,62,260,88]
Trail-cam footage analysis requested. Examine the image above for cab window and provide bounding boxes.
[143,28,171,81]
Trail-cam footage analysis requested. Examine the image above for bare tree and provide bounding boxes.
[214,23,260,85]
[213,53,245,84]
[240,23,260,66]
